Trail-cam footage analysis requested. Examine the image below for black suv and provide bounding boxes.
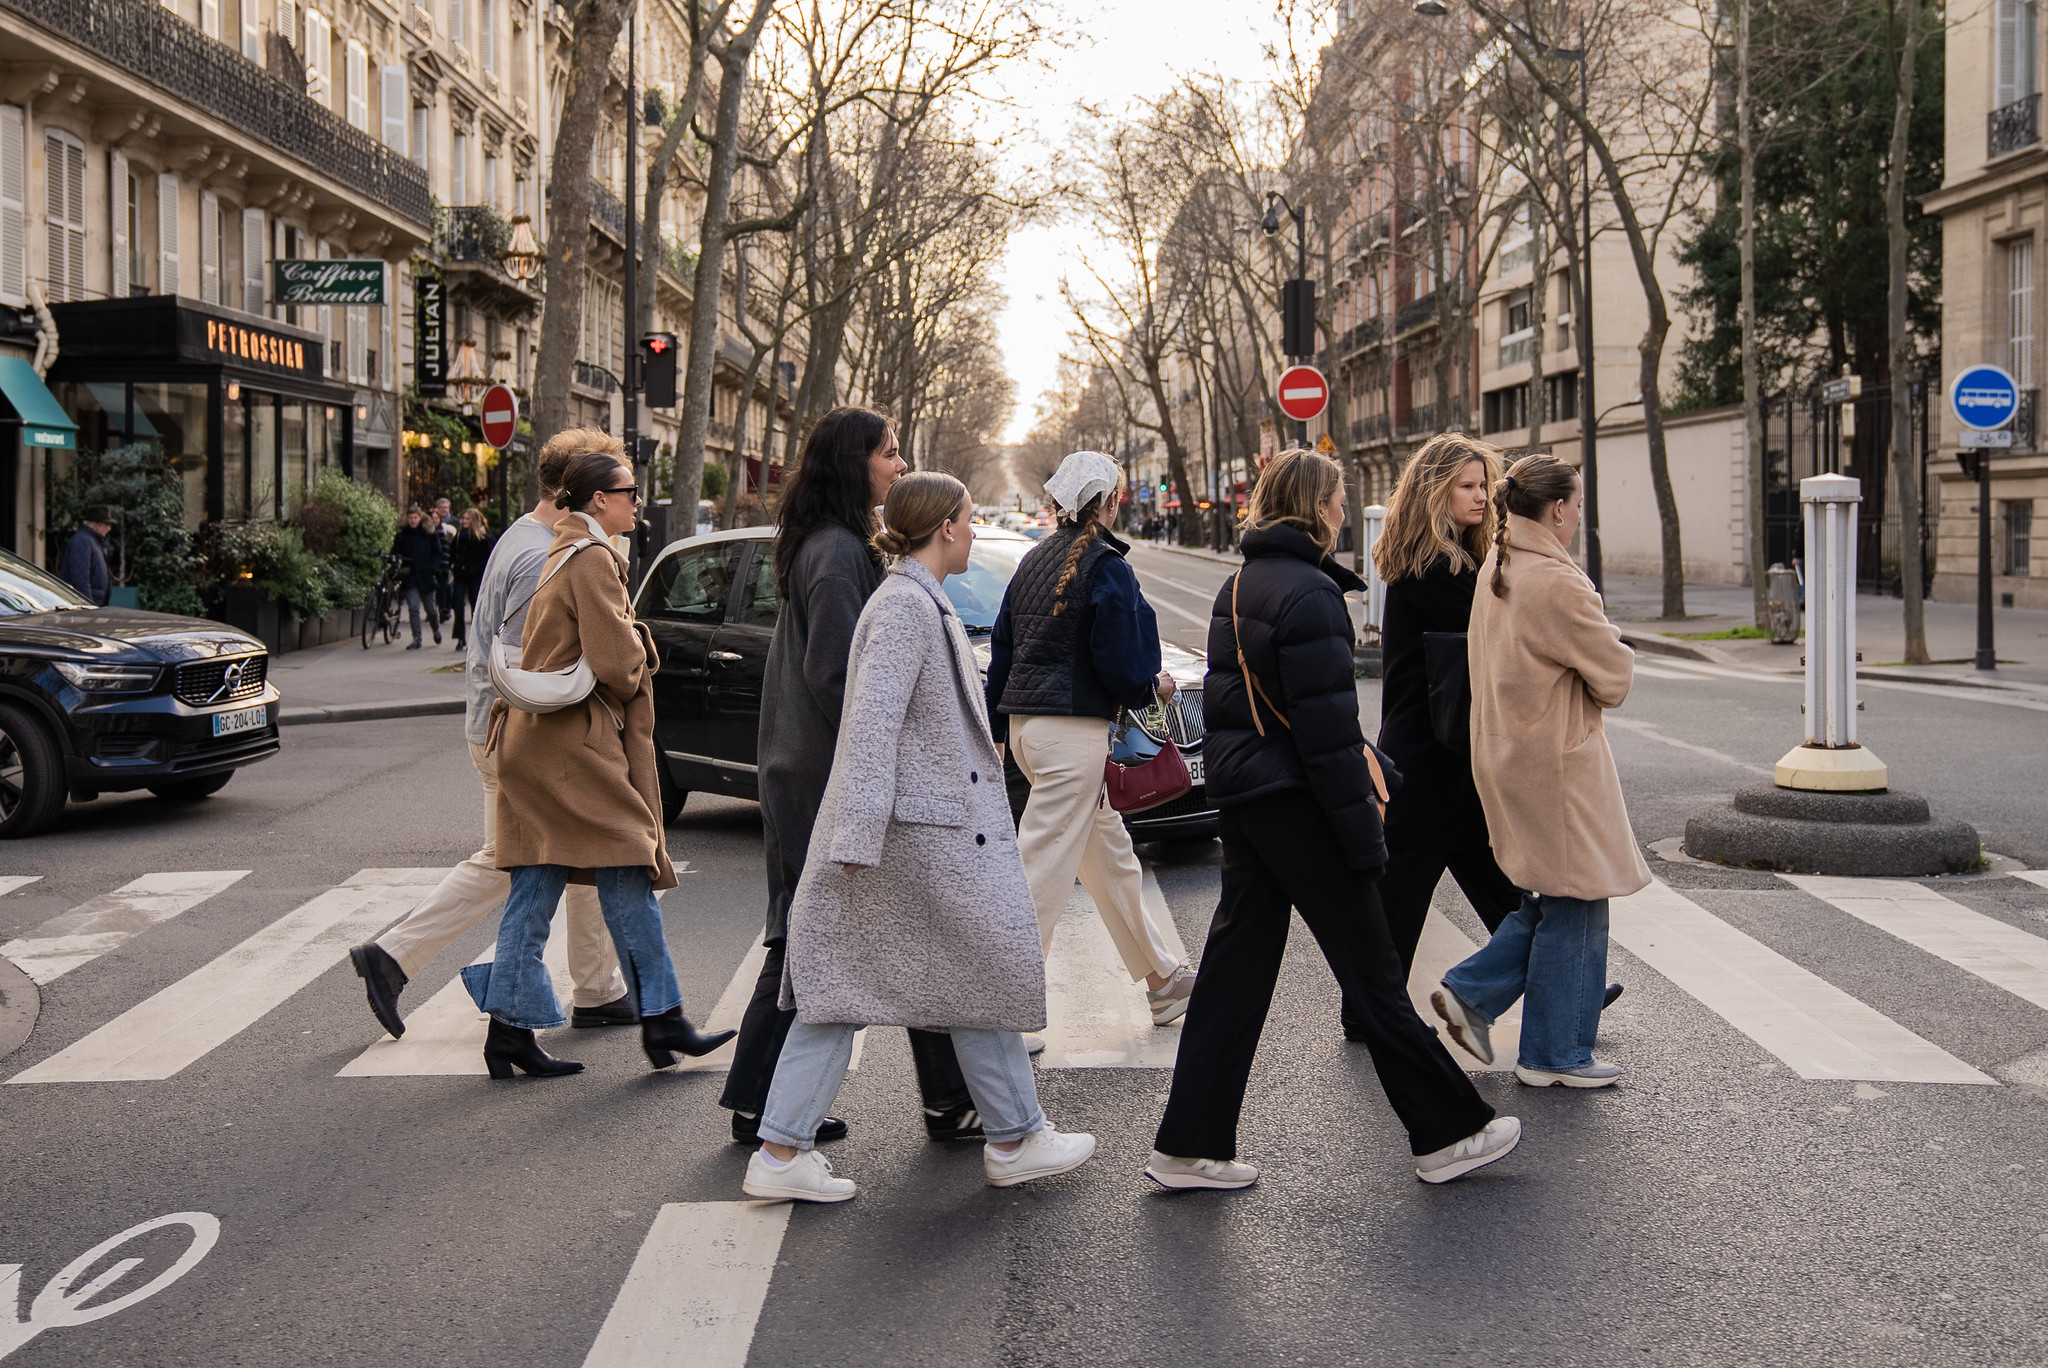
[0,549,281,837]
[633,524,1217,840]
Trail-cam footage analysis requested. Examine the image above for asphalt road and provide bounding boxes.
[3,543,2047,1367]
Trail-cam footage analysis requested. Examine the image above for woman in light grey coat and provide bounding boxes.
[741,472,1098,1206]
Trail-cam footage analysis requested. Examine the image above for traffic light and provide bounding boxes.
[1280,278,1316,358]
[641,332,678,408]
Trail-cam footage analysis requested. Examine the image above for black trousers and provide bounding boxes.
[1154,790,1494,1160]
[716,938,973,1115]
[1377,843,1523,982]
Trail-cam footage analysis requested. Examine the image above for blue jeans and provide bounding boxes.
[1441,892,1609,1072]
[461,864,682,1029]
[758,1022,1044,1151]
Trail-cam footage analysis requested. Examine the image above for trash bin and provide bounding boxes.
[1766,562,1802,644]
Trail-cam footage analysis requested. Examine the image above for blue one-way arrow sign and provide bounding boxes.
[1947,364,2020,432]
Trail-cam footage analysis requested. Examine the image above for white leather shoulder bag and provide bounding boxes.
[488,538,609,718]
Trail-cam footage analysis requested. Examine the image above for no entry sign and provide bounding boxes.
[1277,365,1329,423]
[480,384,518,449]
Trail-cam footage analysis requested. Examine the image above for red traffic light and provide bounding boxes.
[647,336,670,354]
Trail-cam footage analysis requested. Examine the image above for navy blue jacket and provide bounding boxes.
[1204,522,1398,873]
[58,525,110,606]
[391,523,443,592]
[986,525,1162,744]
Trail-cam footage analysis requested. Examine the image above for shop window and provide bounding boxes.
[222,393,246,522]
[132,383,210,532]
[2006,500,2034,575]
[250,396,277,520]
[282,403,307,516]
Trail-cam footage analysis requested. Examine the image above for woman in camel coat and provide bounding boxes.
[464,444,733,1079]
[1431,453,1650,1092]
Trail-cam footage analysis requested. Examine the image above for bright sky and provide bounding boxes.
[985,1,1325,444]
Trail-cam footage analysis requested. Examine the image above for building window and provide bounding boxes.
[1482,383,1528,436]
[484,152,498,210]
[452,129,469,204]
[125,169,144,295]
[303,8,332,102]
[2007,500,2035,575]
[1998,0,2040,109]
[1505,292,1530,335]
[345,40,369,132]
[2010,236,2036,385]
[479,0,496,72]
[43,129,85,304]
[1545,371,1579,423]
[412,104,431,171]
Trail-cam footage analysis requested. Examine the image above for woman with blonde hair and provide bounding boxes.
[743,471,1096,1203]
[1431,453,1650,1089]
[1148,448,1518,1191]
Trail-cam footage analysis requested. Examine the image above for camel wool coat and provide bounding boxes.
[781,556,1046,1031]
[489,514,677,890]
[1467,514,1651,902]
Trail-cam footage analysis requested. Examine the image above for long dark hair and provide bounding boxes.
[774,406,893,594]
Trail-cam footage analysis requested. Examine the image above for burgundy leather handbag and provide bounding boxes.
[1103,709,1192,814]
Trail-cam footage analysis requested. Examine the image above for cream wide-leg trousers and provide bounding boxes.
[1011,713,1181,984]
[375,741,627,1008]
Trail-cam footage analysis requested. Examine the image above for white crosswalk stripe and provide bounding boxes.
[583,1202,791,1368]
[2015,871,2048,892]
[10,869,444,1084]
[1037,869,1188,1068]
[0,872,248,984]
[1406,909,1521,1072]
[1784,874,2048,1015]
[0,876,42,898]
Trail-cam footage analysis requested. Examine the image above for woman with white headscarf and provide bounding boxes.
[985,451,1196,1043]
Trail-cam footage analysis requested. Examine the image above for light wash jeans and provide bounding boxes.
[758,1022,1045,1151]
[461,864,682,1030]
[1441,892,1609,1072]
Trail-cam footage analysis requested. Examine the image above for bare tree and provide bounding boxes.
[1884,0,1930,663]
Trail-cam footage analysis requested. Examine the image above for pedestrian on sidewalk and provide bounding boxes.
[350,434,632,1043]
[391,507,442,649]
[432,497,458,625]
[450,507,491,650]
[986,450,1196,1047]
[1430,454,1651,1090]
[742,472,1095,1205]
[464,440,734,1078]
[1149,449,1520,1192]
[58,506,114,606]
[721,406,980,1149]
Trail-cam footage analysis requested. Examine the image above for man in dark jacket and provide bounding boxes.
[58,506,114,607]
[391,507,443,649]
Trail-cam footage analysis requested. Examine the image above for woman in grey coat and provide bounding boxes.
[741,472,1098,1205]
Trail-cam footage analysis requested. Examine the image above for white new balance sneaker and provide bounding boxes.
[984,1126,1097,1187]
[1430,985,1494,1065]
[1144,1151,1259,1190]
[1515,1059,1623,1089]
[1415,1117,1522,1185]
[742,1148,857,1203]
[1147,965,1199,1025]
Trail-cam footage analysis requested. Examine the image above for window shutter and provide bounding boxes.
[448,0,464,49]
[43,132,85,305]
[2001,0,2022,107]
[480,0,494,71]
[110,149,129,300]
[242,207,265,311]
[346,40,368,130]
[157,172,180,296]
[276,0,297,51]
[200,189,219,304]
[303,9,329,100]
[0,106,24,306]
[242,0,260,59]
[348,305,366,383]
[201,0,219,38]
[381,65,408,151]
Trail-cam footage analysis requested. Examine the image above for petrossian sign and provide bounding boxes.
[201,318,311,374]
[271,259,387,305]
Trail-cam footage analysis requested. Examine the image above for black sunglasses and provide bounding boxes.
[600,486,644,503]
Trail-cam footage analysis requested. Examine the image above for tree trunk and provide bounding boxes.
[531,0,635,487]
[1888,0,1930,663]
[1140,354,1200,544]
[1740,0,1768,626]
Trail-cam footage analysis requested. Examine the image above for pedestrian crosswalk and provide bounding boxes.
[5,861,2048,1092]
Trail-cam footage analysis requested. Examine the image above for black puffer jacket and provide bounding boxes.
[1204,522,1399,873]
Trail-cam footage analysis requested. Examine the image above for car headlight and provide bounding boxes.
[54,661,161,692]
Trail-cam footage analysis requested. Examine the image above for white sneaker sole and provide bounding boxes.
[741,1176,857,1204]
[1150,997,1191,1026]
[986,1138,1097,1188]
[1514,1065,1621,1089]
[1416,1128,1522,1185]
[1144,1164,1256,1191]
[1430,989,1494,1066]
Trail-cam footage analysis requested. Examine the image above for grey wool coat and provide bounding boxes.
[757,524,881,944]
[782,556,1047,1031]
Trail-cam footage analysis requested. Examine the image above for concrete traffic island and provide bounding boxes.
[1681,474,1983,877]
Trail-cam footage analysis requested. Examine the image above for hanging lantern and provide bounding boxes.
[447,338,490,407]
[501,214,544,283]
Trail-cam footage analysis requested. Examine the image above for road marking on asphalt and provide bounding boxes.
[1406,909,1520,1072]
[1038,870,1188,1068]
[0,872,249,984]
[1632,655,2048,714]
[10,869,444,1083]
[1606,717,1773,776]
[674,936,768,1074]
[1138,569,1220,602]
[2016,871,2048,892]
[1609,879,1993,1084]
[0,876,41,898]
[1784,875,2048,1016]
[582,1202,790,1368]
[1146,594,1211,630]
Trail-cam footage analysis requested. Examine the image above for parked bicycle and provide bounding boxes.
[361,553,410,649]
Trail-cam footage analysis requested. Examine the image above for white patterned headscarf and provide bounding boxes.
[1044,450,1122,520]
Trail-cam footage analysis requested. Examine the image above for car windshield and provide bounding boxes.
[0,547,89,616]
[944,535,1033,634]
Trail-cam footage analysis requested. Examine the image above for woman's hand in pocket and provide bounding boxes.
[841,863,871,876]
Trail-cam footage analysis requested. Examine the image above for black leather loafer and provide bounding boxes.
[349,943,408,1039]
[730,1109,849,1147]
[571,995,639,1028]
[1603,983,1624,1008]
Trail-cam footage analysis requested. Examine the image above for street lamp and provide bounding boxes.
[447,338,490,411]
[1262,190,1314,446]
[500,214,543,283]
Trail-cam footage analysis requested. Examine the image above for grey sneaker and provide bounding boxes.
[1145,1151,1258,1190]
[1431,985,1494,1065]
[1515,1059,1623,1089]
[1022,1032,1046,1056]
[1148,964,1198,1025]
[1415,1116,1522,1184]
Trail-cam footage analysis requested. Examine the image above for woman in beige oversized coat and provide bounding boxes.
[462,444,733,1080]
[1430,454,1651,1091]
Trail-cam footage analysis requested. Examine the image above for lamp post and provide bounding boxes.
[1262,190,1313,447]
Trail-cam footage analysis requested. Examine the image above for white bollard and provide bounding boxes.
[1775,473,1887,790]
[1359,503,1387,635]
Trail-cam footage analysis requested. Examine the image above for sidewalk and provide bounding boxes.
[268,635,468,726]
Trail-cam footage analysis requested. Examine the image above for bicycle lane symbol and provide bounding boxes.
[0,1212,220,1361]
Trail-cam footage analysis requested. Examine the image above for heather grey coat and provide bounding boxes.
[782,556,1046,1031]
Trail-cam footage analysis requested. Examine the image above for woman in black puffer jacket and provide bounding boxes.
[1146,449,1517,1193]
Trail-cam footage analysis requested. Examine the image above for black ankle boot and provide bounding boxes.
[483,1019,584,1079]
[640,1007,737,1069]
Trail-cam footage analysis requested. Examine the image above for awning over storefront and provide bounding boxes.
[0,355,77,450]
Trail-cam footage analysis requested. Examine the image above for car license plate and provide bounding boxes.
[212,704,267,737]
[1185,754,1204,785]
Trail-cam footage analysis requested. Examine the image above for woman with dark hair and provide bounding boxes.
[449,507,492,650]
[719,406,980,1147]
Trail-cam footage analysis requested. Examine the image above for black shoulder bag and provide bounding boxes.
[1422,631,1471,757]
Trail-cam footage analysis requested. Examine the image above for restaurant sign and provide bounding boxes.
[195,316,319,378]
[415,274,447,397]
[272,259,387,305]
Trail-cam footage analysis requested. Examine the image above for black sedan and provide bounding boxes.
[634,524,1216,840]
[0,549,280,837]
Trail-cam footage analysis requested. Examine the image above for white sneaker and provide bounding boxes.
[1144,1150,1258,1190]
[742,1148,856,1203]
[984,1126,1097,1187]
[1147,965,1199,1025]
[1415,1116,1522,1185]
[1430,985,1494,1065]
[1022,1032,1046,1056]
[1516,1059,1623,1089]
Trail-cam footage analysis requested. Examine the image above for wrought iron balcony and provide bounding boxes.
[1990,92,2041,158]
[1350,413,1389,445]
[2017,387,2038,452]
[1,0,429,226]
[1395,292,1438,335]
[590,181,628,240]
[574,359,619,394]
[1338,316,1385,355]
[438,205,511,265]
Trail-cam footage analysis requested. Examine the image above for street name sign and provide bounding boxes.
[273,259,386,305]
[1277,365,1329,422]
[1947,364,2019,433]
[480,385,519,448]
